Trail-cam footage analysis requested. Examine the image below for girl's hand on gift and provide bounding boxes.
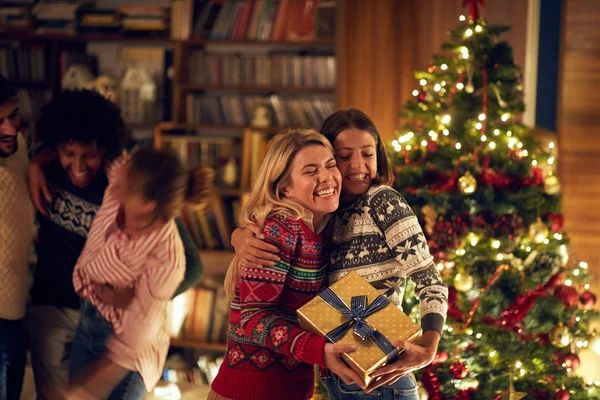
[324,343,367,390]
[231,224,280,268]
[365,331,440,392]
[96,284,135,309]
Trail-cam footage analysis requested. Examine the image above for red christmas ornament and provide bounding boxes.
[545,213,565,233]
[555,389,570,400]
[557,352,580,370]
[450,361,468,379]
[554,285,579,308]
[426,140,439,154]
[580,291,597,309]
[545,273,564,291]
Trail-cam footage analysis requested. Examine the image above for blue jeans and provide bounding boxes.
[69,301,145,400]
[322,373,419,400]
[0,318,25,400]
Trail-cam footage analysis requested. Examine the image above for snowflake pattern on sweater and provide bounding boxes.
[329,185,448,333]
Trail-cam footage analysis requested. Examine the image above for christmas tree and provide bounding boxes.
[389,2,600,399]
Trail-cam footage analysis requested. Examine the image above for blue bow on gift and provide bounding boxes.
[320,288,400,363]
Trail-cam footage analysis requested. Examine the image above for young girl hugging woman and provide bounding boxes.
[61,148,212,399]
[232,110,449,400]
[209,128,364,400]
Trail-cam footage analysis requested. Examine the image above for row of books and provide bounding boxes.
[189,51,336,88]
[19,88,52,127]
[1,2,169,36]
[185,94,335,128]
[185,0,336,41]
[171,281,231,343]
[164,135,242,188]
[0,46,46,82]
[180,197,239,250]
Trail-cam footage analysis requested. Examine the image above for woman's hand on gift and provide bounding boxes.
[231,224,280,268]
[365,331,441,392]
[324,343,367,390]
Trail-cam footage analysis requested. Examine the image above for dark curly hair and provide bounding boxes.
[35,89,126,160]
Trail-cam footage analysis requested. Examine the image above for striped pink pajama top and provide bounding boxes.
[73,157,185,390]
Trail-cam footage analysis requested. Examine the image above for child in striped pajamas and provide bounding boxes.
[57,148,212,399]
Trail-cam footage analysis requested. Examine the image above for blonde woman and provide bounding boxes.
[209,129,364,400]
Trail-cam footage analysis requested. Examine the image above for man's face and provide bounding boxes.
[57,141,106,188]
[0,102,20,158]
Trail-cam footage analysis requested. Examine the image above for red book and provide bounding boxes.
[272,0,292,41]
[232,0,254,40]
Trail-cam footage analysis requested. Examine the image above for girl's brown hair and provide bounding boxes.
[127,147,214,219]
[320,109,394,186]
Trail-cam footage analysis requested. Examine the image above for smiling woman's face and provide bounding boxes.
[281,144,342,223]
[333,128,378,201]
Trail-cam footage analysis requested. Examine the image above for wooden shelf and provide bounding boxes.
[0,31,171,44]
[170,338,227,352]
[158,123,283,133]
[181,84,335,94]
[127,122,158,130]
[182,39,336,47]
[13,80,51,87]
[1,31,334,47]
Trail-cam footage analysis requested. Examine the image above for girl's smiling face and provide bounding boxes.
[333,128,378,202]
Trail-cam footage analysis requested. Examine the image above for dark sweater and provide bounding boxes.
[32,161,202,310]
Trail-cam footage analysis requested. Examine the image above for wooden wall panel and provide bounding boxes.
[336,0,528,141]
[557,0,600,300]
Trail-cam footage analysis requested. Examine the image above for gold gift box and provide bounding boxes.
[297,271,422,386]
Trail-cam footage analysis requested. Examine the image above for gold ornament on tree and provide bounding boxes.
[528,218,549,244]
[458,171,477,194]
[544,174,561,195]
[550,324,572,348]
[454,272,474,292]
[498,376,526,400]
[421,205,438,235]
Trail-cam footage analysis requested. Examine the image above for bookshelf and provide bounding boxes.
[3,1,339,392]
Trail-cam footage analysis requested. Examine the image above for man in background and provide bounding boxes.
[0,75,35,399]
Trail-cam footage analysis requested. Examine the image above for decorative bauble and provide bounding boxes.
[557,352,580,370]
[579,291,597,309]
[550,324,572,348]
[421,205,438,236]
[458,171,477,194]
[465,82,475,93]
[454,272,474,292]
[554,285,579,308]
[417,386,429,400]
[528,218,549,244]
[544,174,561,195]
[450,361,468,379]
[554,389,570,400]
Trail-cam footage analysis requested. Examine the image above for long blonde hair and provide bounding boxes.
[224,128,335,299]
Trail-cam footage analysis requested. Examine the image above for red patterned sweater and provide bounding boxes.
[211,215,328,400]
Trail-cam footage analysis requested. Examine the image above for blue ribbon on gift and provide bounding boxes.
[319,288,400,363]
